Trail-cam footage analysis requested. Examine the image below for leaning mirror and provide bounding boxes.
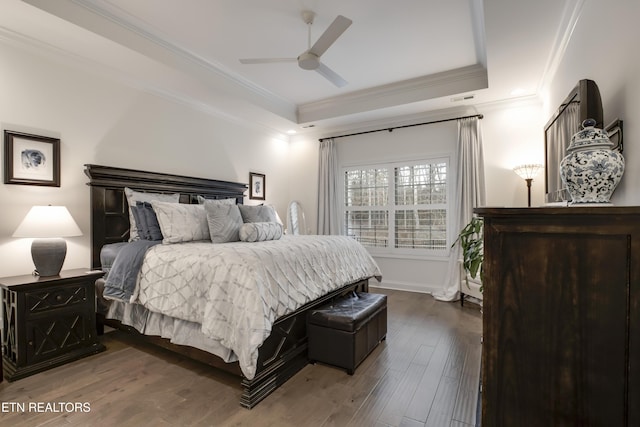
[287,200,307,235]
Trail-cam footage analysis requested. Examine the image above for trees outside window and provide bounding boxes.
[344,158,449,255]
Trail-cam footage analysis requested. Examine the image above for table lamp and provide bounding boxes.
[13,205,82,276]
[513,164,543,207]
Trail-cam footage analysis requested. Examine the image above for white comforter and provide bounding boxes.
[131,235,381,379]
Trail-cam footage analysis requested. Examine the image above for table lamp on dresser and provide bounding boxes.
[12,205,82,276]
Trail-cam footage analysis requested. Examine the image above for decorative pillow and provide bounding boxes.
[239,222,283,242]
[197,195,237,205]
[204,203,243,243]
[238,204,278,223]
[129,204,149,240]
[150,201,210,244]
[125,187,180,241]
[137,201,163,241]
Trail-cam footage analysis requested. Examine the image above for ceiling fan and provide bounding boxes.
[239,11,352,88]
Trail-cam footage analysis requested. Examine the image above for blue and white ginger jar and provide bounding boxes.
[560,119,625,204]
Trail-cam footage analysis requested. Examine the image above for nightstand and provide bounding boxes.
[0,268,105,381]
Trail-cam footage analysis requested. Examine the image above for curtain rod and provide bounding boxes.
[318,113,483,142]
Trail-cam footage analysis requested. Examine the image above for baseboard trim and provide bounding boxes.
[370,281,441,295]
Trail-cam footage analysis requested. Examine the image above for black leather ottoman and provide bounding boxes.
[307,292,387,375]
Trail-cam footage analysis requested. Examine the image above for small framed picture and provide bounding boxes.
[249,172,265,200]
[4,130,60,187]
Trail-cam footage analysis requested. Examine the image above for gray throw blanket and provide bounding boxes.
[103,240,160,302]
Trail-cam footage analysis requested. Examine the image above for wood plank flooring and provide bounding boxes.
[0,289,482,427]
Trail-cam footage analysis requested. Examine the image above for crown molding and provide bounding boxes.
[473,94,542,113]
[18,0,501,133]
[297,64,488,124]
[0,24,289,140]
[537,0,585,94]
[469,0,487,68]
[23,0,297,123]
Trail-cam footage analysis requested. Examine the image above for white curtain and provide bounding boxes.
[548,102,580,202]
[317,138,340,235]
[433,117,486,301]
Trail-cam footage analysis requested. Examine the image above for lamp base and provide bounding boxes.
[31,238,67,276]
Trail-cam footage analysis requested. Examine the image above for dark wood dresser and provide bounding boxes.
[1,268,105,381]
[476,207,639,426]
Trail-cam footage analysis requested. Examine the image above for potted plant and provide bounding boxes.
[452,216,484,291]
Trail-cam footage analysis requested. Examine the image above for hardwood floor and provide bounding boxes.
[0,289,482,427]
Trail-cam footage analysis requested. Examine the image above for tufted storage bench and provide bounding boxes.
[307,292,387,375]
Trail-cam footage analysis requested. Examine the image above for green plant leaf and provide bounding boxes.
[453,216,484,287]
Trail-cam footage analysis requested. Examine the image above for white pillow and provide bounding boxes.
[239,222,283,242]
[124,187,180,241]
[150,201,210,244]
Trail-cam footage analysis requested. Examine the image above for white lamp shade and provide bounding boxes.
[13,206,82,238]
[513,164,544,180]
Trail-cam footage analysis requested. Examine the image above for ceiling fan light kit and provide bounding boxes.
[239,10,352,87]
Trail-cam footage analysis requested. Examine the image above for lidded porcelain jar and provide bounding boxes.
[560,119,625,204]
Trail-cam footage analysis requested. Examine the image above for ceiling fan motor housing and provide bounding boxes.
[298,52,320,70]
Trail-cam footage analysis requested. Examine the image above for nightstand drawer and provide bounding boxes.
[24,283,89,315]
[25,283,89,315]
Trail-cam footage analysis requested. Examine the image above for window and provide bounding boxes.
[344,158,449,255]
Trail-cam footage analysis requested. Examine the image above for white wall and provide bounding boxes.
[544,0,640,205]
[287,137,319,234]
[482,98,546,207]
[0,41,291,277]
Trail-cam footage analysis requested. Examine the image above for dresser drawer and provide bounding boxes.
[24,282,89,316]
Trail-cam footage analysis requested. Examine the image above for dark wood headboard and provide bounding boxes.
[84,164,247,269]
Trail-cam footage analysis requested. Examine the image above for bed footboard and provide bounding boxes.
[242,278,368,408]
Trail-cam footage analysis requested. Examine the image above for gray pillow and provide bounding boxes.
[125,187,180,241]
[239,222,283,242]
[137,201,163,241]
[205,203,243,243]
[129,204,149,240]
[238,204,277,223]
[197,195,237,205]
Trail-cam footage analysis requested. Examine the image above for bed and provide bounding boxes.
[84,164,381,408]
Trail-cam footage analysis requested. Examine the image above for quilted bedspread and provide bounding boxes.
[132,235,381,380]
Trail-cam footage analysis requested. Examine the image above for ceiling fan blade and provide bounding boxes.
[315,62,348,88]
[308,15,352,57]
[239,58,297,64]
